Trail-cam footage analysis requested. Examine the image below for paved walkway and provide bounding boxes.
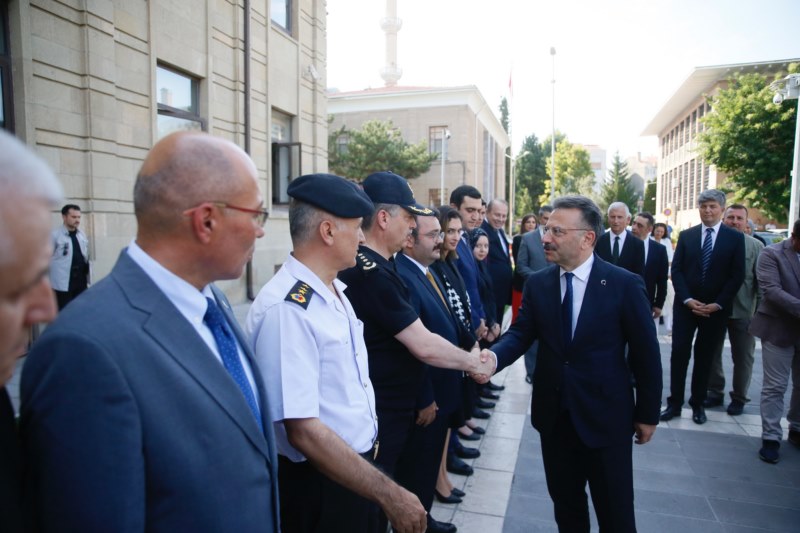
[429,327,800,532]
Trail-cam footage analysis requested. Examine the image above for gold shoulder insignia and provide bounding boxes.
[285,280,314,309]
[357,252,377,272]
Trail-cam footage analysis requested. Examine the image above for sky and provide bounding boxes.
[326,0,800,163]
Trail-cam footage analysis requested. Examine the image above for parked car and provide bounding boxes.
[754,230,788,244]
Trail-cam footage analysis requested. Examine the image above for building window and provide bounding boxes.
[0,3,13,132]
[428,188,444,207]
[429,126,447,159]
[156,65,203,139]
[271,0,291,32]
[271,109,301,205]
[336,133,349,155]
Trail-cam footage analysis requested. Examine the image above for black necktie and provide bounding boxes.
[561,272,574,346]
[204,297,263,432]
[612,235,620,264]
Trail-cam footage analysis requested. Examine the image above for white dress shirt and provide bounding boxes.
[609,229,628,256]
[560,254,594,338]
[701,221,723,249]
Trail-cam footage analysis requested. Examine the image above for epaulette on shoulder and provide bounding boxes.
[285,280,314,309]
[356,252,378,273]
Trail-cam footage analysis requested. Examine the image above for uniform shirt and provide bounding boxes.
[339,245,422,411]
[247,254,377,462]
[49,226,89,291]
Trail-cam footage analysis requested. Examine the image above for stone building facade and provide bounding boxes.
[1,0,328,302]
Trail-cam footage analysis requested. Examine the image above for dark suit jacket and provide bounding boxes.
[396,253,462,415]
[0,387,23,533]
[491,258,662,448]
[750,239,800,347]
[481,220,513,313]
[21,252,280,532]
[595,230,645,277]
[671,223,745,312]
[644,239,669,310]
[455,236,485,329]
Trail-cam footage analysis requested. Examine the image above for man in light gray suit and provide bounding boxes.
[750,218,800,464]
[516,205,552,382]
[21,132,280,531]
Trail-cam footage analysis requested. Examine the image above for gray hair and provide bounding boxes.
[552,195,603,247]
[698,189,726,208]
[289,199,349,246]
[607,201,630,217]
[0,131,63,261]
[538,205,553,217]
[362,203,401,231]
[486,198,508,212]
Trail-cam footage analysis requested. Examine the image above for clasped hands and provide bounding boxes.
[686,298,721,318]
[468,345,497,384]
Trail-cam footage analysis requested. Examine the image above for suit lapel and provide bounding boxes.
[571,260,606,345]
[114,254,271,461]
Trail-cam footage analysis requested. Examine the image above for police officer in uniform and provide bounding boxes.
[246,173,427,533]
[338,172,494,532]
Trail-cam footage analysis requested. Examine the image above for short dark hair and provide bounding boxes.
[552,195,603,247]
[61,204,81,216]
[635,212,655,229]
[793,218,800,236]
[538,205,553,217]
[727,203,749,216]
[410,209,440,241]
[653,222,668,235]
[449,185,481,208]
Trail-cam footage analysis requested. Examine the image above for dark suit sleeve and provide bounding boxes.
[621,275,663,425]
[714,231,746,309]
[628,236,645,277]
[21,333,145,532]
[491,281,539,372]
[671,232,690,304]
[654,245,669,310]
[402,281,435,410]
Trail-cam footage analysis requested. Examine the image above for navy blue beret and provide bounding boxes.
[362,171,434,216]
[287,173,373,218]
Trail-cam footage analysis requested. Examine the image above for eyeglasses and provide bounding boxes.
[212,202,270,227]
[542,226,590,237]
[422,231,445,241]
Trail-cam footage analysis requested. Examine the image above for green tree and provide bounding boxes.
[600,152,639,215]
[643,181,657,214]
[328,119,437,181]
[540,140,594,205]
[513,134,548,217]
[697,64,799,223]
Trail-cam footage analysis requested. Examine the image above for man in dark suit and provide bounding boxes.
[395,213,475,533]
[481,195,662,533]
[0,130,61,533]
[21,132,280,531]
[749,219,800,463]
[595,201,644,277]
[660,189,745,425]
[631,212,669,321]
[481,199,513,324]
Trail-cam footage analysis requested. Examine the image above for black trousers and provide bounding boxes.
[667,304,728,408]
[540,411,635,533]
[395,412,450,512]
[278,454,379,533]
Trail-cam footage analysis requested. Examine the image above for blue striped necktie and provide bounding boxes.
[701,227,714,282]
[204,297,263,432]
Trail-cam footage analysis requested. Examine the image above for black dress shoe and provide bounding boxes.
[434,489,463,504]
[659,404,681,421]
[451,487,466,497]
[427,516,457,533]
[692,405,707,425]
[479,390,500,400]
[487,381,505,391]
[726,399,745,416]
[455,446,480,459]
[467,425,486,435]
[457,430,480,441]
[703,395,724,408]
[471,408,491,419]
[446,456,474,476]
[475,398,496,409]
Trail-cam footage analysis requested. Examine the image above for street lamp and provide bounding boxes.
[439,129,451,206]
[550,46,556,202]
[504,150,530,234]
[770,73,800,223]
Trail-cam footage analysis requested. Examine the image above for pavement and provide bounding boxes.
[10,315,798,532]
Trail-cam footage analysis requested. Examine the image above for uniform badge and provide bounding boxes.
[357,252,377,272]
[285,280,314,309]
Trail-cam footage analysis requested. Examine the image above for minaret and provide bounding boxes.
[380,0,402,87]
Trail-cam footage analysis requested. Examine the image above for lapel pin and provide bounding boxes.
[601,279,607,286]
